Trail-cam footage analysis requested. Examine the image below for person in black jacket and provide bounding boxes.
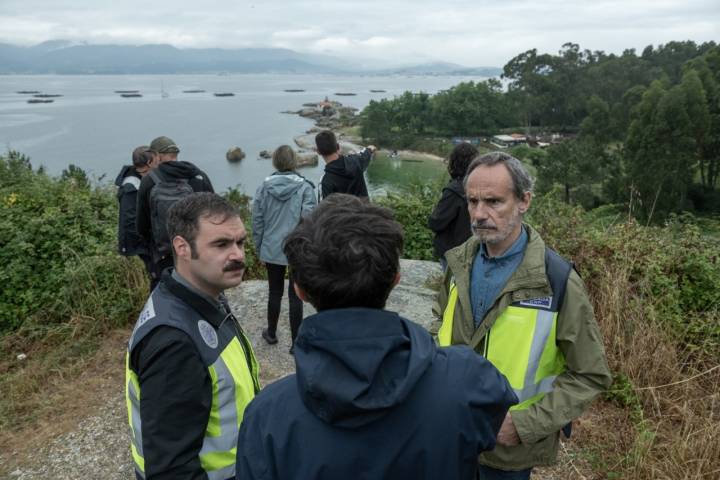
[127,193,259,480]
[116,145,155,285]
[236,194,517,480]
[315,130,376,199]
[136,136,214,289]
[428,142,479,268]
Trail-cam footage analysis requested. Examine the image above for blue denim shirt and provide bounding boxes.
[470,227,528,327]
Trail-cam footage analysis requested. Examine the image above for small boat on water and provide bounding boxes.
[183,89,206,93]
[27,99,54,104]
[214,93,235,97]
[17,90,40,94]
[33,94,63,98]
[335,92,357,96]
[284,89,305,92]
[114,90,139,94]
[121,93,143,98]
[370,89,386,93]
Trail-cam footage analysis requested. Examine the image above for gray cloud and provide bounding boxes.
[0,0,717,66]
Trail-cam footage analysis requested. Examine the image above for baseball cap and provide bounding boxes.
[148,136,180,154]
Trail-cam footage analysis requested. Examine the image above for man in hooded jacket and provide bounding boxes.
[136,136,214,289]
[315,130,376,199]
[236,194,518,480]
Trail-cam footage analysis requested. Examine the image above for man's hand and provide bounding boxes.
[496,413,521,446]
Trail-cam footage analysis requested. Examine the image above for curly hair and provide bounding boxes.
[283,194,404,311]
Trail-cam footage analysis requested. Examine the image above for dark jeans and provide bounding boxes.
[477,465,532,480]
[265,263,303,343]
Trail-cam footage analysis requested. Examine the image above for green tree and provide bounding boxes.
[624,80,697,219]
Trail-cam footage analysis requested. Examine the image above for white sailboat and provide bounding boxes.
[161,80,169,99]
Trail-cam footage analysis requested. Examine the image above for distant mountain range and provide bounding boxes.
[0,40,502,76]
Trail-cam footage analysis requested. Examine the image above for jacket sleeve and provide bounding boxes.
[136,176,154,245]
[427,188,460,233]
[132,327,212,480]
[356,148,373,171]
[251,185,265,256]
[511,270,612,444]
[235,402,275,480]
[459,348,519,452]
[301,182,318,217]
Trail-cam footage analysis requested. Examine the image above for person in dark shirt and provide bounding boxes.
[136,136,214,289]
[315,130,376,199]
[126,193,259,480]
[236,194,517,480]
[115,145,156,287]
[428,142,479,268]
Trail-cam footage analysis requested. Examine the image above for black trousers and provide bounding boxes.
[265,263,303,343]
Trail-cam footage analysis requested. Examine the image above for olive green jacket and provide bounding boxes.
[434,225,612,470]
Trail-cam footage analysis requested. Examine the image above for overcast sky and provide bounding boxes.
[1,0,718,67]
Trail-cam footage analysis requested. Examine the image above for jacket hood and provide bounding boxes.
[446,177,466,198]
[324,156,356,179]
[263,171,308,201]
[157,160,203,179]
[295,308,435,428]
[115,165,137,187]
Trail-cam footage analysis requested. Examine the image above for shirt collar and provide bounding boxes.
[480,225,528,260]
[171,269,224,309]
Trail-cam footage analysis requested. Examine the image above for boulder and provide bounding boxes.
[296,151,319,167]
[226,147,245,163]
[259,150,272,159]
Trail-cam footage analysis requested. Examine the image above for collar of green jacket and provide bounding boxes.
[444,224,553,349]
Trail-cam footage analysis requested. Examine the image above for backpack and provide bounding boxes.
[148,169,195,257]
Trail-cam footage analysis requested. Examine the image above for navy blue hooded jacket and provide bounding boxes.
[236,308,517,480]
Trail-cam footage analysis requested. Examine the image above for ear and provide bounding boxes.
[518,191,532,215]
[293,283,309,303]
[392,271,401,288]
[172,235,192,261]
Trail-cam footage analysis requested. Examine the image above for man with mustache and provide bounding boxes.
[435,152,611,479]
[126,192,259,480]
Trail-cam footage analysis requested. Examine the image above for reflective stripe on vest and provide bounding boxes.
[125,335,257,479]
[438,284,566,411]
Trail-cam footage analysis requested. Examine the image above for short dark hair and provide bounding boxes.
[284,194,404,311]
[167,193,239,259]
[447,143,479,179]
[464,151,534,200]
[132,146,152,168]
[315,130,339,156]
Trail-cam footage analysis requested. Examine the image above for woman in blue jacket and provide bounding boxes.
[252,145,317,352]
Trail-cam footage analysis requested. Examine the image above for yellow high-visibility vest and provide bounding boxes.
[438,249,571,410]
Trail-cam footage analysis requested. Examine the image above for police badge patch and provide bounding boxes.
[519,296,553,309]
[197,320,219,349]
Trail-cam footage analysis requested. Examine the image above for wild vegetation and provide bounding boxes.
[361,40,720,222]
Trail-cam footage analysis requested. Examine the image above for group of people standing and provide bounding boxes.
[116,132,610,480]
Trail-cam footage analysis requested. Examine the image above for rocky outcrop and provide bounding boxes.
[226,147,245,162]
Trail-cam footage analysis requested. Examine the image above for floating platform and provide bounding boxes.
[284,89,305,92]
[183,89,206,93]
[214,93,235,97]
[370,89,386,93]
[335,92,357,96]
[27,99,54,104]
[17,90,40,94]
[114,90,139,94]
[120,93,143,98]
[33,94,63,98]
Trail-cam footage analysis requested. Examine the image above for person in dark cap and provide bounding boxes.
[136,136,215,290]
[115,145,156,287]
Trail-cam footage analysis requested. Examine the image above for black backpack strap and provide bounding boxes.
[544,246,575,439]
[149,169,164,185]
[544,247,573,313]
